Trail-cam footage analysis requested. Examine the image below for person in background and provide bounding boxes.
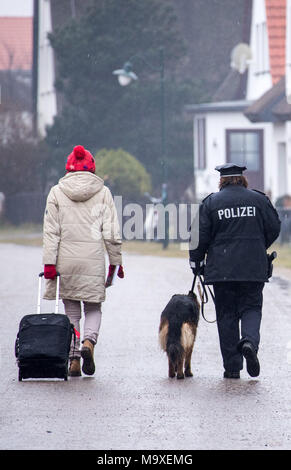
[42,145,123,377]
[189,164,281,379]
[0,192,5,221]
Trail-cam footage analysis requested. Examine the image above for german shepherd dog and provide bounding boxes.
[159,290,199,379]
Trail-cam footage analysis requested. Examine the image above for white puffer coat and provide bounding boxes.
[42,171,122,303]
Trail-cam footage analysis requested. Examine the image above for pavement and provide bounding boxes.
[0,243,291,451]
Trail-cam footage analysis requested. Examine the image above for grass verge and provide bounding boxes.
[0,225,290,268]
[271,244,291,270]
[0,223,43,246]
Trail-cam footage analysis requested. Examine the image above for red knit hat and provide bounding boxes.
[65,145,96,173]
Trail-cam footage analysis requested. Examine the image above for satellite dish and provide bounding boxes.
[230,43,252,74]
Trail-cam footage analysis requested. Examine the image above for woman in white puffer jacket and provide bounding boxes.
[42,145,123,377]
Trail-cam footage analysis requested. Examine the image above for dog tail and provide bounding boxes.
[159,318,184,362]
[167,341,184,365]
[166,317,185,364]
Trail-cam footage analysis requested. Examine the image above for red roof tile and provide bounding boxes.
[0,17,32,71]
[266,0,286,84]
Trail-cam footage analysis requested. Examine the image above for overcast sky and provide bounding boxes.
[0,0,33,16]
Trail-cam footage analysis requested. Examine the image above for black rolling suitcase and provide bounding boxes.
[15,272,74,381]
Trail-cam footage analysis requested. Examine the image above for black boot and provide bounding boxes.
[242,341,260,377]
[81,339,95,375]
[223,371,240,379]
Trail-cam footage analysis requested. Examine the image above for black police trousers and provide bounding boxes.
[213,282,264,372]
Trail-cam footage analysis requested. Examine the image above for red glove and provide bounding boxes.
[108,264,116,278]
[44,264,57,279]
[117,265,124,278]
[105,265,124,287]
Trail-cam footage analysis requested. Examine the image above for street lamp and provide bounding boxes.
[113,48,169,249]
[112,61,138,86]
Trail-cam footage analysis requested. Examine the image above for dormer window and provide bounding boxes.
[255,21,270,74]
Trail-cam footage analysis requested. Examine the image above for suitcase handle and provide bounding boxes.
[37,272,60,314]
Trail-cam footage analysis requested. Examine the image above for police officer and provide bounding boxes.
[189,164,281,379]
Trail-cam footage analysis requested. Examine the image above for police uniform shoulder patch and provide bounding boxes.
[252,189,277,211]
[252,189,266,196]
[202,193,213,203]
[252,188,272,203]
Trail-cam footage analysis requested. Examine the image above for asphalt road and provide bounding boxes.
[0,243,291,450]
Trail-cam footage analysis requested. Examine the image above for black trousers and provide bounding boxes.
[213,282,264,372]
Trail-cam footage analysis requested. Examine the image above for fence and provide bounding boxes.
[117,198,198,243]
[4,192,46,225]
[2,193,198,244]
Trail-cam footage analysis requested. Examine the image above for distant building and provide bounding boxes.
[0,17,32,71]
[34,0,57,136]
[186,0,291,203]
[0,16,33,143]
[34,0,92,136]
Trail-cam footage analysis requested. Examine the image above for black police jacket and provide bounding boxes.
[189,185,281,283]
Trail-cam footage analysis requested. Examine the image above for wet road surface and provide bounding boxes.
[0,243,290,450]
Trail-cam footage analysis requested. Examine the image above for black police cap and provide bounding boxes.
[215,163,247,177]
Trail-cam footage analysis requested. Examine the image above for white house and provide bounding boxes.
[186,0,291,204]
[33,0,92,137]
[36,0,57,136]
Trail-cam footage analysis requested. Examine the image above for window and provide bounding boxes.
[226,130,262,171]
[195,117,206,170]
[255,21,270,74]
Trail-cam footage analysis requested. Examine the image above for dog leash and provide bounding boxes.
[191,274,216,324]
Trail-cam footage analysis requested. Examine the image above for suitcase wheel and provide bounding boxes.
[18,370,22,381]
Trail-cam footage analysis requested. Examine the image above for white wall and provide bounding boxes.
[194,111,273,201]
[37,0,57,136]
[270,122,291,201]
[0,0,33,16]
[286,0,291,102]
[247,0,272,101]
[284,121,291,197]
